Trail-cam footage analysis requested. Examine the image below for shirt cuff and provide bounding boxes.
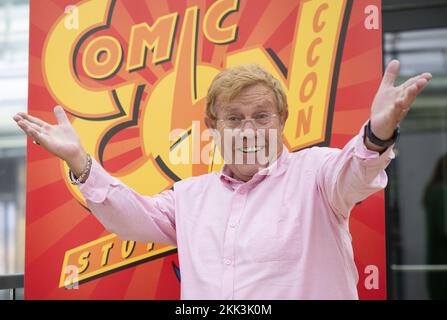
[73,158,121,203]
[352,121,396,167]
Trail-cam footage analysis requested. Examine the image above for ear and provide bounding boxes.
[280,109,289,128]
[205,117,216,130]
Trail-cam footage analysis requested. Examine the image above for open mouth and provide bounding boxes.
[237,146,265,153]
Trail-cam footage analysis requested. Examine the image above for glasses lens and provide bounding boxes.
[222,114,277,128]
[226,119,241,128]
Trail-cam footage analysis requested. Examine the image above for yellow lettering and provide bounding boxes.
[127,13,179,71]
[121,241,136,259]
[77,251,90,274]
[203,0,239,44]
[100,243,114,266]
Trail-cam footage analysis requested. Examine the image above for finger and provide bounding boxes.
[394,97,410,115]
[23,119,44,133]
[54,105,70,125]
[421,72,432,81]
[16,112,47,127]
[17,120,39,142]
[27,127,48,145]
[381,59,400,87]
[17,119,43,136]
[400,75,420,90]
[415,78,429,94]
[401,72,432,90]
[13,114,24,122]
[398,83,421,112]
[16,119,28,134]
[18,120,49,145]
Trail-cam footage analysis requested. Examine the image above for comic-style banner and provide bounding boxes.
[26,0,384,299]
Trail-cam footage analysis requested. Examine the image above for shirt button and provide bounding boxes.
[229,223,236,228]
[224,259,232,265]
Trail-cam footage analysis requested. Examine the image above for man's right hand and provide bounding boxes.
[13,105,89,177]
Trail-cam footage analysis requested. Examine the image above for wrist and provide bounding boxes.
[364,135,387,153]
[370,120,396,141]
[66,148,89,178]
[364,119,400,152]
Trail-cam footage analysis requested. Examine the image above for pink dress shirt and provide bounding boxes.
[76,125,395,299]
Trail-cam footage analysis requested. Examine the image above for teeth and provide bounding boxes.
[239,146,264,153]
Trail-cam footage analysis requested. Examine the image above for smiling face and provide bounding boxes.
[205,83,288,182]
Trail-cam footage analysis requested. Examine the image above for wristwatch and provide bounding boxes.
[364,120,400,148]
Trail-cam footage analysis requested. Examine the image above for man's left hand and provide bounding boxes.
[366,59,432,152]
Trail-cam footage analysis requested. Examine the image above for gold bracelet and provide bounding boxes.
[69,154,92,185]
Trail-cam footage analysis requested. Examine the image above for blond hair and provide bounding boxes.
[205,64,288,119]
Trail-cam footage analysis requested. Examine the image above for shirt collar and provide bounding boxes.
[219,146,290,190]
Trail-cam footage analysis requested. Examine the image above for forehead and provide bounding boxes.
[215,83,276,114]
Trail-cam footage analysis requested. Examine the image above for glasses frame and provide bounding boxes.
[216,113,280,129]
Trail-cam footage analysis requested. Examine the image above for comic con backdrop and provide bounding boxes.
[26,0,385,299]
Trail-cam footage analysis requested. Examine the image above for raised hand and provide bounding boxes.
[369,60,432,145]
[12,105,88,176]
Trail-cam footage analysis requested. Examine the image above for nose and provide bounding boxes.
[240,118,257,131]
[239,120,257,143]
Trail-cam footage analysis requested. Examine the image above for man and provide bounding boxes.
[13,61,431,299]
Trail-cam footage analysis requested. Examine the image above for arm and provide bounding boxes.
[13,105,176,246]
[75,158,177,246]
[317,125,395,219]
[318,60,432,219]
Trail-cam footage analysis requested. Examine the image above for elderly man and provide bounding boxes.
[13,61,431,299]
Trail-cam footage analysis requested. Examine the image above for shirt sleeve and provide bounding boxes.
[316,122,396,220]
[74,158,177,246]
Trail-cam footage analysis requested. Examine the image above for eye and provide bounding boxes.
[226,115,241,121]
[254,113,270,119]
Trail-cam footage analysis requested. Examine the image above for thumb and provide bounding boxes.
[381,59,400,87]
[54,105,70,125]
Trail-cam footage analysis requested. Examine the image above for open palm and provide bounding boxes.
[13,105,83,162]
[370,60,432,139]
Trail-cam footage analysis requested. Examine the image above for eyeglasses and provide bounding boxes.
[216,113,279,129]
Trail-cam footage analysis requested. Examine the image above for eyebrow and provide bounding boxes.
[223,102,274,112]
[221,106,243,114]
